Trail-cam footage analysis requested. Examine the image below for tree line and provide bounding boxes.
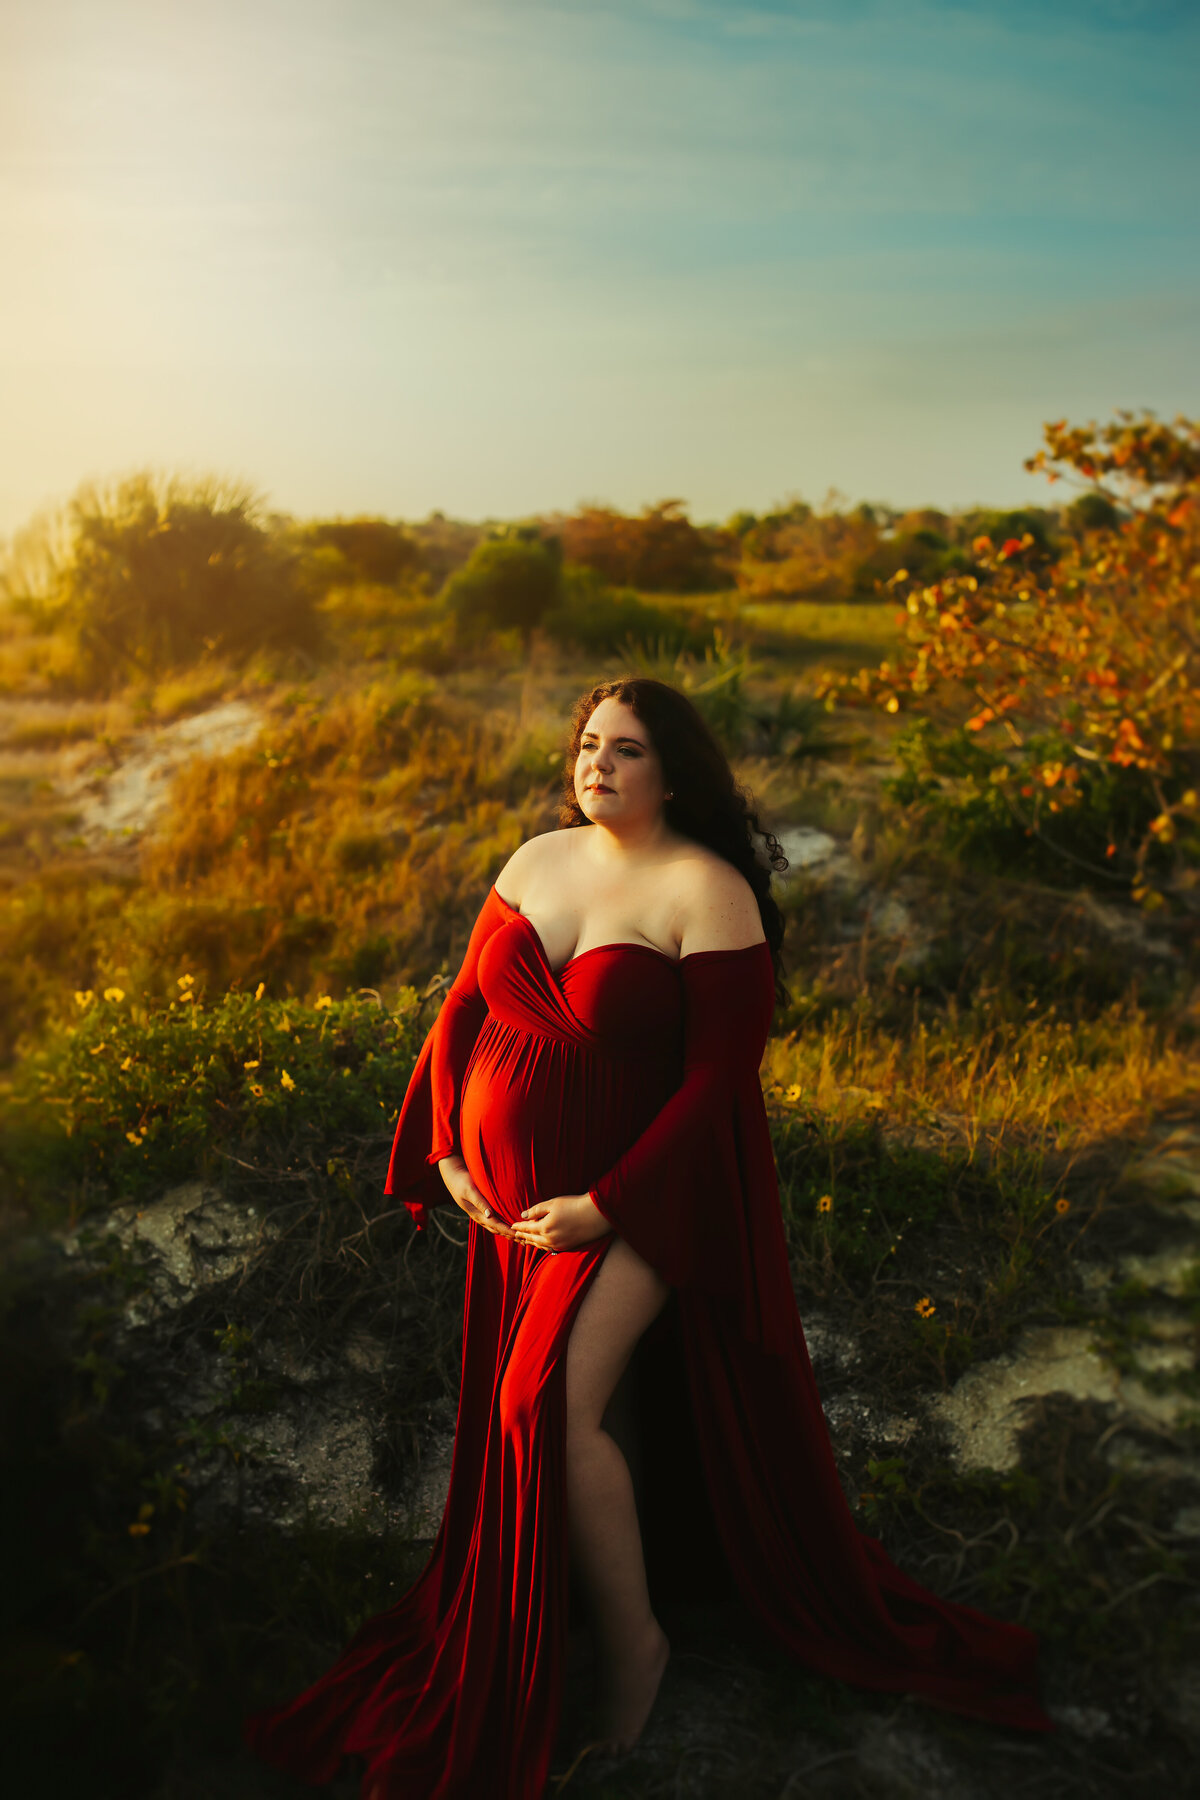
[0,418,1163,691]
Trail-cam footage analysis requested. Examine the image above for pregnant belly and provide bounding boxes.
[458,1017,673,1225]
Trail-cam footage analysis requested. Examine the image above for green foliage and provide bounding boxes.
[624,631,849,761]
[619,632,759,752]
[1065,491,1121,535]
[734,499,1066,605]
[52,473,320,687]
[441,530,562,641]
[774,1109,962,1284]
[540,565,706,657]
[736,500,884,601]
[817,412,1200,908]
[297,516,422,588]
[957,506,1059,556]
[882,717,1173,886]
[2,984,429,1212]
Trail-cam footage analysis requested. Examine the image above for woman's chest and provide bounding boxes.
[477,919,684,1055]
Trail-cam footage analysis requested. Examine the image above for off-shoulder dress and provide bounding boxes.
[245,884,1051,1798]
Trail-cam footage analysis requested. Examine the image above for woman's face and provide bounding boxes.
[573,697,668,829]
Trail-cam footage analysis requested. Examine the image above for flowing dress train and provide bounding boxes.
[245,884,1052,1798]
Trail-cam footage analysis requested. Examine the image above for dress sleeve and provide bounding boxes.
[588,941,798,1356]
[383,886,506,1228]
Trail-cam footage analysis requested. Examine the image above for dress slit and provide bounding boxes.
[250,1231,612,1797]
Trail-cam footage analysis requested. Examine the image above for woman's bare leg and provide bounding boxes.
[564,1236,670,1750]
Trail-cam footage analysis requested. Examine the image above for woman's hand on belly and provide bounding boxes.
[510,1193,613,1254]
[437,1155,514,1239]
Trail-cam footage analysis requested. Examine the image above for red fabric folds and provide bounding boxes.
[246,882,1053,1800]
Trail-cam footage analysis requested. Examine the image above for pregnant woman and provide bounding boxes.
[246,676,1051,1797]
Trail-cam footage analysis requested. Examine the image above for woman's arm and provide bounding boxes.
[584,945,776,1274]
[383,885,509,1231]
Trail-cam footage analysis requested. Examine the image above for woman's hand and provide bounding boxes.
[437,1155,513,1239]
[510,1192,613,1254]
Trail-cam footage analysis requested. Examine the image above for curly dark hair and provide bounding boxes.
[558,677,790,1002]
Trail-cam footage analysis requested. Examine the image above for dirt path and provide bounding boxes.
[63,700,263,847]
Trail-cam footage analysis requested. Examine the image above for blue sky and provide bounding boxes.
[1,0,1197,533]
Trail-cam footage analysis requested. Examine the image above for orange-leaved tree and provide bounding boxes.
[816,412,1199,909]
[560,501,732,593]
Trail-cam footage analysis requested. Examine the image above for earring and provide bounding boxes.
[665,790,674,800]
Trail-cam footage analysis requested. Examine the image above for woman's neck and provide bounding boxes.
[580,814,679,867]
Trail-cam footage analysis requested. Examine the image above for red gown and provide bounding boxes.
[245,884,1052,1797]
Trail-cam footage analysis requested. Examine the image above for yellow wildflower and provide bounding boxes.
[915,1296,936,1319]
[103,987,125,1003]
[177,974,195,989]
[280,1070,296,1091]
[243,1060,260,1070]
[254,981,266,1000]
[1055,1197,1071,1215]
[120,1056,133,1072]
[126,1131,144,1146]
[89,1042,107,1056]
[74,990,94,1007]
[785,1083,802,1102]
[314,995,333,1010]
[249,1083,264,1098]
[817,1195,833,1214]
[128,1502,153,1536]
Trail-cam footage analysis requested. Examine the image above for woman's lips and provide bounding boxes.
[588,784,614,794]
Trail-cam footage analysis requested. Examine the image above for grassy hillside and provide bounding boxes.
[2,420,1199,1794]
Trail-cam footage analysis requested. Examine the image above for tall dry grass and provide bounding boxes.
[0,672,564,1059]
[764,992,1200,1155]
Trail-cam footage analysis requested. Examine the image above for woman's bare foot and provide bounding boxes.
[594,1619,670,1753]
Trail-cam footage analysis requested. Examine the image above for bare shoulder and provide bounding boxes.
[494,829,571,905]
[675,850,766,956]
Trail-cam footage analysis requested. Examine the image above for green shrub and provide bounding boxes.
[883,717,1173,887]
[2,984,430,1215]
[1064,492,1121,536]
[540,565,706,656]
[621,631,847,762]
[297,517,422,588]
[51,473,320,688]
[441,530,561,643]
